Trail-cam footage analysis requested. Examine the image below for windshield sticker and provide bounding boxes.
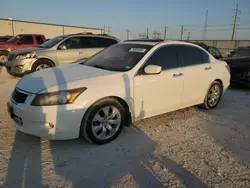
[129,48,147,53]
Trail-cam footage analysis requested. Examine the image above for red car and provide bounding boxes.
[0,34,46,64]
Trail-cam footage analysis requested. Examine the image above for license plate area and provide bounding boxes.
[7,102,23,126]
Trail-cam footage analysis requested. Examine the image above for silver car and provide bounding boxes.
[5,33,119,76]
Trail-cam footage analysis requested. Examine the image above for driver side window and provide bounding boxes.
[144,45,180,71]
[60,37,82,49]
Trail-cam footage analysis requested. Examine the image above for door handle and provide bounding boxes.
[205,67,212,70]
[173,73,183,78]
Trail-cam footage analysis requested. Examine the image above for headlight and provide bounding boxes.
[31,87,87,106]
[15,52,37,60]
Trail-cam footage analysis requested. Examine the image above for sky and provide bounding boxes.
[1,0,250,41]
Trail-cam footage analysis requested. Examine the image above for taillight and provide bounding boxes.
[225,65,230,73]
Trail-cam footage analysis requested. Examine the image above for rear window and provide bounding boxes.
[36,36,44,44]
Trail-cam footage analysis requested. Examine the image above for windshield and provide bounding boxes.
[84,43,153,72]
[39,36,66,48]
[6,35,21,43]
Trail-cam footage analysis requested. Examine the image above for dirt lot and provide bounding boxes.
[0,66,250,188]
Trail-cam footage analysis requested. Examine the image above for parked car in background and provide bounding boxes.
[7,41,230,144]
[221,46,250,87]
[0,34,46,64]
[5,33,119,76]
[190,42,223,59]
[0,35,12,42]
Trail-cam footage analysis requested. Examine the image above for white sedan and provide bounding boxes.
[7,41,230,144]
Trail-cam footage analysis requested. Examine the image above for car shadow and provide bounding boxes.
[4,67,208,187]
[201,88,250,164]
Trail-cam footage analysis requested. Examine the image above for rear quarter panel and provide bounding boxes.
[211,59,230,90]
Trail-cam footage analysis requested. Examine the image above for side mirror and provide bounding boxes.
[144,65,162,75]
[58,44,67,50]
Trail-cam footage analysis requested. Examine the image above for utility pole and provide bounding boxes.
[146,28,149,39]
[231,4,241,40]
[164,26,168,40]
[203,9,208,40]
[187,32,190,41]
[103,24,106,34]
[180,25,184,40]
[126,29,130,40]
[107,25,111,35]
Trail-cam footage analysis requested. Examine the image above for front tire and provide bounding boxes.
[0,51,8,65]
[80,98,126,145]
[201,81,223,109]
[31,59,53,72]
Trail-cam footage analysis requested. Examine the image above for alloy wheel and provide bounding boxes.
[207,84,221,107]
[0,55,8,64]
[91,105,121,140]
[36,64,50,71]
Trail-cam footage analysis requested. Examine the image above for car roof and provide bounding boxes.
[122,40,206,48]
[18,34,44,36]
[61,33,119,41]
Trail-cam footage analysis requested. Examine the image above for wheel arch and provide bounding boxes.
[214,79,223,89]
[34,58,56,67]
[83,96,132,128]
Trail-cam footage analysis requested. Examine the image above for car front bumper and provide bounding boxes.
[8,90,88,140]
[5,58,37,77]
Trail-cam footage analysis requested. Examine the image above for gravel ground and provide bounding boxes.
[0,66,250,188]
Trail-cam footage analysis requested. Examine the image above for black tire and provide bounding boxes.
[200,81,223,110]
[0,51,9,65]
[31,59,53,72]
[80,98,126,145]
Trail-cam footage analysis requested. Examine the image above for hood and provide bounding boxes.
[9,47,44,55]
[16,63,116,93]
[0,42,13,50]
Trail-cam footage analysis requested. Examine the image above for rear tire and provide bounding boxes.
[200,81,223,109]
[31,59,53,72]
[80,98,125,145]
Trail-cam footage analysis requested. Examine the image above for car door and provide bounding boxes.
[56,37,83,64]
[15,35,35,50]
[180,45,213,107]
[134,45,184,120]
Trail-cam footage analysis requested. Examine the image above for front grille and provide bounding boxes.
[8,54,16,61]
[12,89,28,103]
